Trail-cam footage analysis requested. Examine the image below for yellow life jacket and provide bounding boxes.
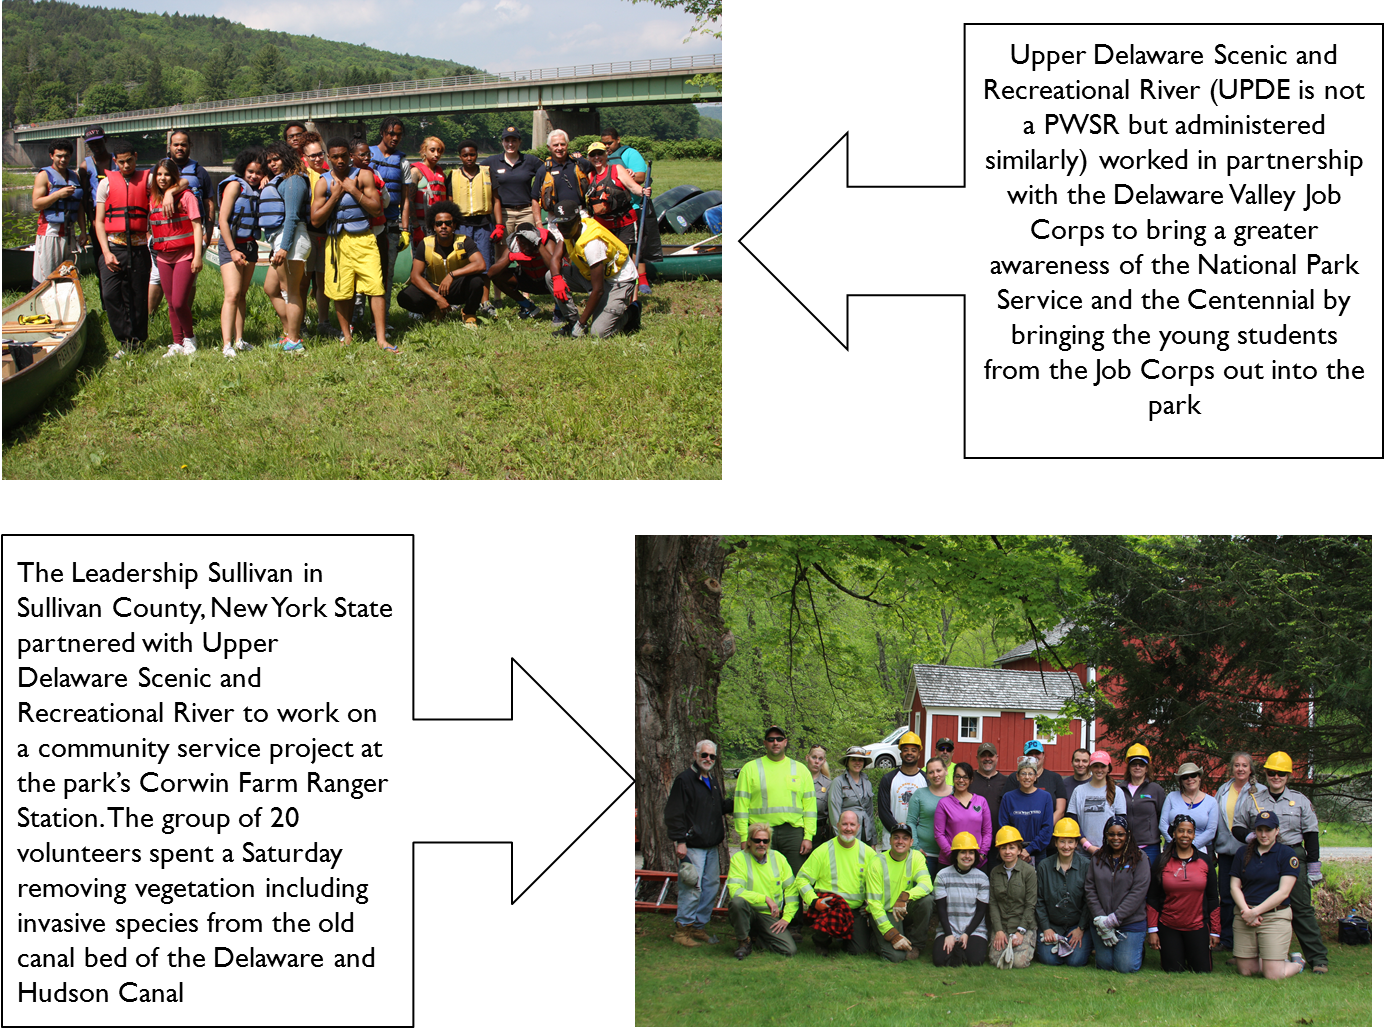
[422,235,474,286]
[448,167,492,218]
[564,218,628,280]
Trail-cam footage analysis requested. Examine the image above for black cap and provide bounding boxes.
[1252,809,1281,831]
[763,726,788,741]
[551,200,582,225]
[936,737,954,751]
[501,126,522,139]
[890,825,914,839]
[83,125,105,142]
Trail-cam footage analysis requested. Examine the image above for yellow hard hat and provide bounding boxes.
[1126,743,1151,763]
[898,731,924,749]
[1263,751,1294,774]
[1053,817,1082,838]
[950,831,979,852]
[994,825,1024,848]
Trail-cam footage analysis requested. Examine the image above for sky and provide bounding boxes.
[66,0,721,74]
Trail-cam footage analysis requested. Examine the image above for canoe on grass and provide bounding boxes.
[2,262,90,430]
[3,246,97,292]
[203,237,413,288]
[649,241,721,280]
[651,185,703,225]
[662,191,722,233]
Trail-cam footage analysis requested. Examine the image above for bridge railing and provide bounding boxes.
[19,54,723,133]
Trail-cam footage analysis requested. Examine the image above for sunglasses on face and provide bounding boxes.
[751,839,769,845]
[434,220,455,227]
[765,737,786,743]
[697,753,715,760]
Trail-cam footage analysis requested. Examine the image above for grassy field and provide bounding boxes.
[1321,822,1371,847]
[3,160,721,479]
[636,910,1371,1026]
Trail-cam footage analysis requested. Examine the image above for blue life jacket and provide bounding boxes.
[324,172,371,235]
[220,175,260,237]
[368,144,406,222]
[42,166,84,224]
[258,173,287,232]
[178,159,205,205]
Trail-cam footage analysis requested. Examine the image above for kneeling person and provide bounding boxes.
[488,224,564,320]
[988,826,1038,968]
[795,811,876,957]
[867,825,935,962]
[398,200,487,326]
[547,201,637,338]
[728,823,799,960]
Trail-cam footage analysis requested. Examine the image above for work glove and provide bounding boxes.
[490,224,506,240]
[399,230,410,250]
[892,935,913,952]
[570,320,585,338]
[1307,861,1322,885]
[551,278,570,302]
[1092,915,1119,947]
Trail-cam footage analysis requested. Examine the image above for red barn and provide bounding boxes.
[905,664,1087,776]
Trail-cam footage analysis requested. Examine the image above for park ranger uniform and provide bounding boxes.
[727,848,800,956]
[733,756,816,873]
[865,847,935,961]
[1240,786,1326,969]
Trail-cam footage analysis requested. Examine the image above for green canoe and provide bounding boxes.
[2,262,91,430]
[4,246,97,292]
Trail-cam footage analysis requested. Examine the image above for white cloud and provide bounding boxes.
[457,0,486,14]
[494,0,532,24]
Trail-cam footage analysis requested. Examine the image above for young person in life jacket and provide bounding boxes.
[368,116,411,319]
[310,136,396,353]
[407,137,448,246]
[216,148,266,357]
[148,157,204,357]
[546,200,640,339]
[486,223,564,321]
[397,200,488,327]
[350,139,392,330]
[92,139,175,353]
[298,133,335,336]
[31,139,87,288]
[445,139,502,317]
[148,130,214,327]
[258,142,313,352]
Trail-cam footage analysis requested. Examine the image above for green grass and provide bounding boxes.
[637,856,1374,1027]
[1320,822,1371,847]
[4,171,36,188]
[3,161,721,479]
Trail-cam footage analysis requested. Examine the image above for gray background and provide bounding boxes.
[5,2,1384,1028]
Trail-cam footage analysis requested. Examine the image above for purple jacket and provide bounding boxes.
[934,792,992,867]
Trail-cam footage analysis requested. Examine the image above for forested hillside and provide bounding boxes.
[2,0,478,126]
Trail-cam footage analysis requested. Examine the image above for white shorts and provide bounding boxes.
[265,223,311,262]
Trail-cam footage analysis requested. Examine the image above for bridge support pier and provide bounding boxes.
[533,106,599,145]
[173,129,222,169]
[4,130,61,167]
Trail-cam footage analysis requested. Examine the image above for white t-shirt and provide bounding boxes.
[889,770,927,828]
[582,235,638,286]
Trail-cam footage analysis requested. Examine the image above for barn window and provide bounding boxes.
[958,716,980,742]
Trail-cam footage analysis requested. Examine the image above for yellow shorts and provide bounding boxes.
[323,230,383,301]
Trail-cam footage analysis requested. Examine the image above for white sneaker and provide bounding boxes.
[222,343,236,357]
[179,339,197,355]
[234,339,250,351]
[162,343,185,358]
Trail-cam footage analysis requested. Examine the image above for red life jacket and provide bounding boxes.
[411,162,447,236]
[104,170,150,236]
[149,194,196,252]
[590,165,636,228]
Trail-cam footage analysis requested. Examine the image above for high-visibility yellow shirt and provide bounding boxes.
[732,756,815,841]
[865,848,934,936]
[794,837,875,910]
[727,849,799,921]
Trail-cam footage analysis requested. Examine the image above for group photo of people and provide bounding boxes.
[30,117,663,358]
[662,728,1331,978]
[635,534,1367,1026]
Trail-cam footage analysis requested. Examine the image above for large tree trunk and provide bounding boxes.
[635,536,732,873]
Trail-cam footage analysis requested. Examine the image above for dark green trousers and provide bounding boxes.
[1287,845,1328,967]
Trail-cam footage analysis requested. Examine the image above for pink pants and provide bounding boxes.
[155,250,196,341]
